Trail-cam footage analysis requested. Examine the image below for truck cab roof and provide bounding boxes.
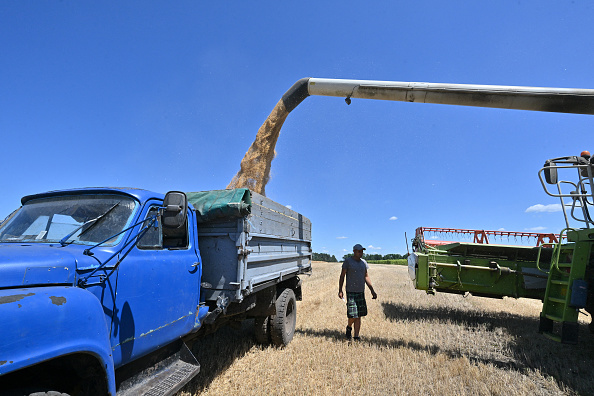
[21,187,165,206]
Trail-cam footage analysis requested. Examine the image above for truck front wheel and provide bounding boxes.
[270,288,296,346]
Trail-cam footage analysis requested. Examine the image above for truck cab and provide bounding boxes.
[0,188,205,395]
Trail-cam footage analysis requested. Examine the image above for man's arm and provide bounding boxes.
[365,271,377,299]
[338,268,347,299]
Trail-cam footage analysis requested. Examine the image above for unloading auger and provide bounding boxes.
[229,77,594,195]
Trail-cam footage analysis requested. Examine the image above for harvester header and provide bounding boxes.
[415,227,564,248]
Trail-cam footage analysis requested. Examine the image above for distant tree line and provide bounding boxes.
[312,252,409,263]
[342,253,409,261]
[312,252,338,262]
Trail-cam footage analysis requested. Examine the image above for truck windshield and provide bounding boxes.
[0,194,138,246]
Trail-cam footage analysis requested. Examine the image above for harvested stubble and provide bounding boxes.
[180,262,594,395]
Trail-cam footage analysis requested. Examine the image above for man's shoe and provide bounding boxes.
[353,336,361,342]
[345,326,352,340]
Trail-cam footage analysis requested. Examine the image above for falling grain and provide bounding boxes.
[226,99,290,196]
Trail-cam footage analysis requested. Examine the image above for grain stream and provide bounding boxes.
[227,99,289,195]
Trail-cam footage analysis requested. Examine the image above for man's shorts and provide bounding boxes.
[346,292,367,318]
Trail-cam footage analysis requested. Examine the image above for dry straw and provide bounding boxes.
[181,262,594,395]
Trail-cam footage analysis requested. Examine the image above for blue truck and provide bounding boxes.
[0,187,312,395]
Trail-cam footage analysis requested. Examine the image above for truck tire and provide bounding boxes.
[270,288,296,347]
[254,316,271,344]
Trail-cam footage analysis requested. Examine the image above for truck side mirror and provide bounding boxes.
[163,191,188,228]
[544,160,557,184]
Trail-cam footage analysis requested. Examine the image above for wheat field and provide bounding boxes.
[180,262,594,395]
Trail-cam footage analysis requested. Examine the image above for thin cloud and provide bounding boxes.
[336,236,348,239]
[389,216,398,221]
[526,204,562,213]
[525,226,547,231]
[286,205,292,209]
[367,245,382,250]
[498,228,505,231]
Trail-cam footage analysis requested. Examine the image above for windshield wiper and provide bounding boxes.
[59,202,120,246]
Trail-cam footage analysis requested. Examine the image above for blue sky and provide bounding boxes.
[1,2,593,260]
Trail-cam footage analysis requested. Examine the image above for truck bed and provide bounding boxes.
[187,189,312,303]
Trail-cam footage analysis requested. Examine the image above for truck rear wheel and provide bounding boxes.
[270,288,296,347]
[254,316,271,344]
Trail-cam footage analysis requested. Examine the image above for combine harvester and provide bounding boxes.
[272,77,594,344]
[409,153,594,344]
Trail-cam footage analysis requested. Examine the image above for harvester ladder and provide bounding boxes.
[539,230,589,344]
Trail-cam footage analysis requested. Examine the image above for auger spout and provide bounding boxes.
[228,77,594,196]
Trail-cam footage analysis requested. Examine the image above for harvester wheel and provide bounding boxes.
[254,316,271,344]
[270,288,296,347]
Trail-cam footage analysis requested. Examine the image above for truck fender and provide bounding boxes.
[0,286,116,395]
[279,276,303,301]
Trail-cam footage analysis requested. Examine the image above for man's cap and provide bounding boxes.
[353,244,366,251]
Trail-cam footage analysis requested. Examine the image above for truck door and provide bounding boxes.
[110,200,200,367]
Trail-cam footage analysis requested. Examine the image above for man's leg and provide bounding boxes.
[353,292,366,340]
[353,317,361,337]
[346,317,356,339]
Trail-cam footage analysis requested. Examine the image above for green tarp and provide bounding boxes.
[186,188,252,223]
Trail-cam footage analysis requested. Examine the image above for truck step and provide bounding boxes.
[137,360,199,396]
[117,342,200,396]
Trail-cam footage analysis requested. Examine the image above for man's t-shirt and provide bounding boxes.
[342,257,369,293]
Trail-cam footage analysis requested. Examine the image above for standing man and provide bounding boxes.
[338,244,377,341]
